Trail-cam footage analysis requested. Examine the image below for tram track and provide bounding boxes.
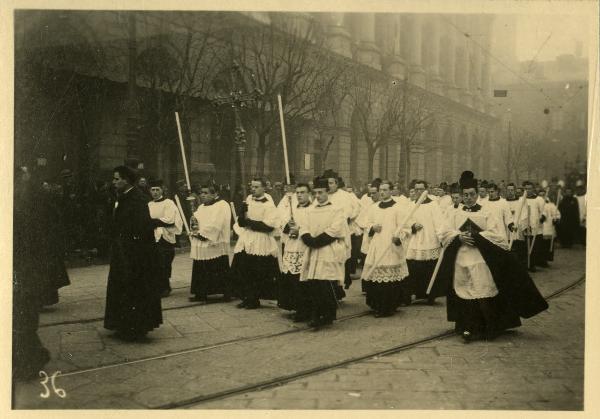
[43,274,585,409]
[160,274,586,409]
[39,285,220,328]
[41,265,587,329]
[56,308,373,377]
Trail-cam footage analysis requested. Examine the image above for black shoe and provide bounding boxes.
[374,311,381,318]
[161,289,172,298]
[462,330,484,343]
[236,301,247,309]
[222,295,232,302]
[244,301,261,309]
[116,331,146,342]
[528,267,537,273]
[308,315,322,328]
[426,296,436,305]
[321,317,334,326]
[485,330,502,341]
[293,313,310,322]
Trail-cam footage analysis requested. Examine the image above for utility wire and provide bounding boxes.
[439,15,583,112]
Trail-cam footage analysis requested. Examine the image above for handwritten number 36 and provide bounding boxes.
[39,371,66,399]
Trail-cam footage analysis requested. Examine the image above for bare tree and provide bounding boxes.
[519,131,544,181]
[135,12,222,179]
[310,63,353,175]
[393,79,435,188]
[349,71,408,181]
[500,126,531,183]
[221,15,338,176]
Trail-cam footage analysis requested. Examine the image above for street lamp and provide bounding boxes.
[211,63,263,203]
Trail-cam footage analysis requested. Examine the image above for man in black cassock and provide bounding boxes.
[104,166,162,341]
[13,166,50,380]
[429,171,548,343]
[557,187,580,248]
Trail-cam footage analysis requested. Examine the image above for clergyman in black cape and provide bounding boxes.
[428,171,548,342]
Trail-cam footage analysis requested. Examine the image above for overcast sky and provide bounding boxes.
[515,14,590,61]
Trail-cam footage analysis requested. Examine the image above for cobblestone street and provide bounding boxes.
[196,281,584,410]
[13,247,585,410]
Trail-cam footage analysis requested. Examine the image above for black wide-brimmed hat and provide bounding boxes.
[313,176,329,190]
[149,179,164,188]
[459,171,478,190]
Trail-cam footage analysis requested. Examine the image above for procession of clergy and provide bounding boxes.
[106,166,571,344]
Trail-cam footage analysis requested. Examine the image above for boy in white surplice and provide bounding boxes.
[299,177,351,328]
[277,183,312,322]
[231,179,280,309]
[148,180,183,298]
[189,185,232,302]
[361,180,411,317]
[405,180,444,305]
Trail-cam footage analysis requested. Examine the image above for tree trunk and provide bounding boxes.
[367,146,376,181]
[404,151,411,189]
[398,141,411,189]
[314,133,323,175]
[155,146,166,181]
[229,149,237,201]
[256,133,266,177]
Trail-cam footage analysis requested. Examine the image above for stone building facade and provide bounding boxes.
[15,11,501,191]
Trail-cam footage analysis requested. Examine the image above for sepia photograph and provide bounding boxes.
[3,0,598,414]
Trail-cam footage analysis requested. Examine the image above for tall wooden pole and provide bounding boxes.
[277,94,291,185]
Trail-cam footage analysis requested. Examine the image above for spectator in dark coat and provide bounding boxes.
[104,166,162,341]
[13,166,50,380]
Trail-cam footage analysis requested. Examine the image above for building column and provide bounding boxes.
[469,17,484,112]
[423,15,443,94]
[376,14,406,79]
[481,132,492,179]
[318,13,352,58]
[480,16,494,113]
[286,12,314,37]
[402,14,426,88]
[354,13,381,70]
[441,125,455,181]
[440,15,459,101]
[455,15,472,107]
[465,132,473,170]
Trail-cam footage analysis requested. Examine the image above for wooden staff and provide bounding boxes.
[508,191,528,250]
[426,244,446,296]
[361,191,429,280]
[174,194,191,235]
[277,94,291,185]
[175,112,192,192]
[230,201,238,222]
[288,193,294,222]
[526,204,533,269]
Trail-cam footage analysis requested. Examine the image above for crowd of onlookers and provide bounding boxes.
[31,168,587,263]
